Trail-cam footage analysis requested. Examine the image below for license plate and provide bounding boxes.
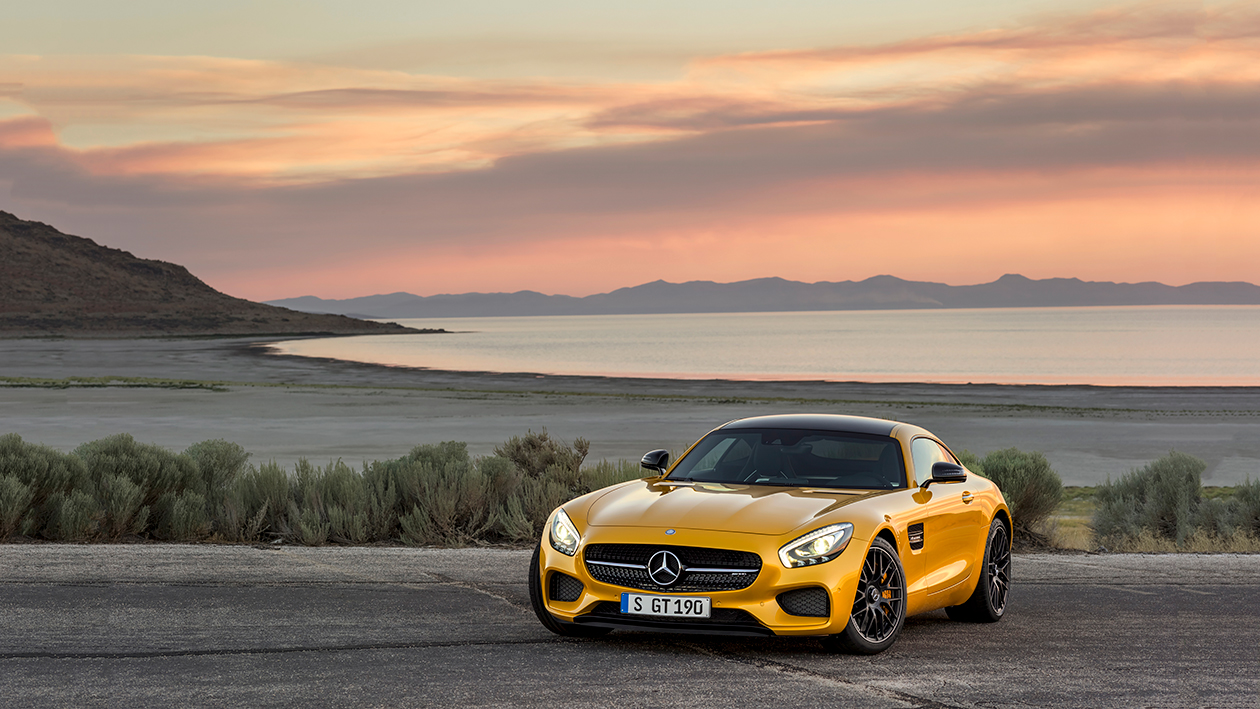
[620,593,711,618]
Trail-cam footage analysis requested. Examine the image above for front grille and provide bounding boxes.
[548,572,584,602]
[574,601,771,636]
[777,587,830,617]
[583,544,761,593]
[586,544,760,568]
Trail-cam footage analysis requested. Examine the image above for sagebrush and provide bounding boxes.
[1093,451,1259,550]
[0,430,641,545]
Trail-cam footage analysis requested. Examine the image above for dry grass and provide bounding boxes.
[1103,529,1260,553]
[1052,483,1260,553]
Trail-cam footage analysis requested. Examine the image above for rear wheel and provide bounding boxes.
[821,537,906,654]
[529,546,612,637]
[946,516,1011,623]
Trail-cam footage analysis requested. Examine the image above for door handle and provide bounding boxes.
[961,491,974,504]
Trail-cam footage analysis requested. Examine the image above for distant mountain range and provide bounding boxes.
[0,211,417,337]
[268,274,1260,319]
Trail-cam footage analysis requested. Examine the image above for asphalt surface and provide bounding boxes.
[1,547,1257,708]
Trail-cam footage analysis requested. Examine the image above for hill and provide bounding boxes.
[0,211,417,337]
[269,274,1260,319]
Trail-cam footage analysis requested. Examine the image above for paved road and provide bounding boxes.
[1,546,1257,708]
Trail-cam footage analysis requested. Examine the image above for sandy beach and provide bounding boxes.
[1,335,1258,485]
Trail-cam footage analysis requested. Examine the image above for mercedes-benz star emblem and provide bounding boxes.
[647,550,683,587]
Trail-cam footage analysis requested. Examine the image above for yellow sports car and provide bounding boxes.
[529,414,1012,653]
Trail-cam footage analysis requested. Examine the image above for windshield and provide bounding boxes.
[669,428,905,490]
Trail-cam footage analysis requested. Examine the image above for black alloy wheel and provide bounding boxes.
[528,546,612,637]
[821,537,906,654]
[946,516,1012,623]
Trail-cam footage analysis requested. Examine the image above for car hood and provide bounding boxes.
[583,479,886,535]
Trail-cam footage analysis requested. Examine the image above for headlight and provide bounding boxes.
[778,523,854,568]
[549,508,580,556]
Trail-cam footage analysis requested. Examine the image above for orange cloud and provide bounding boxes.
[1,3,1258,299]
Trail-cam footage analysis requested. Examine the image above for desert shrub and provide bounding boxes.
[371,443,493,545]
[488,496,535,543]
[1093,451,1204,547]
[495,429,589,483]
[520,476,573,532]
[184,439,250,494]
[1233,478,1260,537]
[314,460,371,544]
[478,454,532,542]
[1191,497,1239,539]
[398,505,430,546]
[328,505,370,544]
[52,489,102,541]
[294,504,330,546]
[167,492,212,541]
[577,459,644,496]
[240,462,292,539]
[0,475,35,540]
[74,435,201,524]
[1,432,669,546]
[955,450,984,473]
[219,486,271,543]
[0,434,90,537]
[362,466,399,541]
[97,473,148,539]
[975,448,1063,544]
[216,461,290,542]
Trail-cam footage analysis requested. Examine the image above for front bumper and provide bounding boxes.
[538,525,867,636]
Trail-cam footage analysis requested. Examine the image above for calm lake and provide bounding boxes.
[270,306,1260,386]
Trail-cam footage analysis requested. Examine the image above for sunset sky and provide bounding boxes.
[1,0,1256,300]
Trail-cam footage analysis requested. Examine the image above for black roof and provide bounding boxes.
[720,414,899,436]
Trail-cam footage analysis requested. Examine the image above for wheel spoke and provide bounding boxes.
[986,524,1011,612]
[849,545,905,644]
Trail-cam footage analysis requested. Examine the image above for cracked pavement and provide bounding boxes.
[1,546,1257,707]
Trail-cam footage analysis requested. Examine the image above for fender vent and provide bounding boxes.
[777,587,830,618]
[908,523,925,550]
[549,572,584,602]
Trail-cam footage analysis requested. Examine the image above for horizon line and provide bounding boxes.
[267,273,1260,303]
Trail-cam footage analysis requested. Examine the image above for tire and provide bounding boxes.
[821,537,906,654]
[529,546,612,638]
[946,516,1012,623]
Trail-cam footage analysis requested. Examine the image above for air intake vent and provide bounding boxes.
[908,523,925,550]
[777,587,830,617]
[549,572,584,602]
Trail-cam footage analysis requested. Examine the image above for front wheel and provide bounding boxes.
[946,515,1012,623]
[528,546,611,637]
[821,537,906,654]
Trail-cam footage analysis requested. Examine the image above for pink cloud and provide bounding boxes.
[1,4,1257,299]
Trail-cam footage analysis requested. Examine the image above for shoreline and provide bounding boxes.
[5,332,1260,396]
[243,339,1260,414]
[1,336,1258,485]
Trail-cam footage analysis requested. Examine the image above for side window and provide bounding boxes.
[910,438,952,486]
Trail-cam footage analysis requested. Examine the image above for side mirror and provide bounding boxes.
[641,449,670,475]
[924,461,967,488]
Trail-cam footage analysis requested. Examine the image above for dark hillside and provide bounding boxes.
[0,211,416,336]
